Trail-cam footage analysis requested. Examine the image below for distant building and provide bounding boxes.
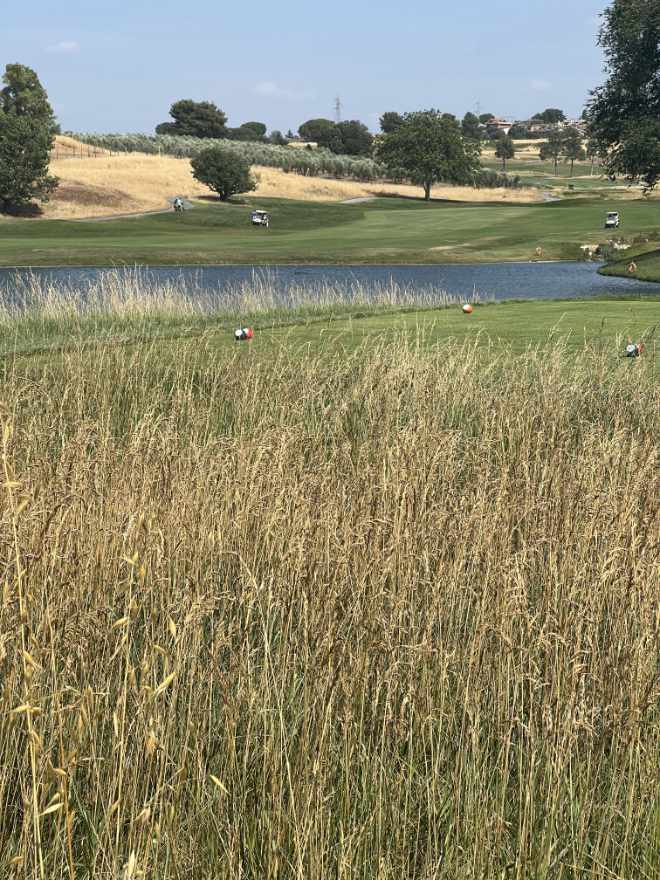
[486,116,513,135]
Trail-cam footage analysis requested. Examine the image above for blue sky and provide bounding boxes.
[2,0,609,134]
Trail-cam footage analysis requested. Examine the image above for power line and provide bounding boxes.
[334,96,342,123]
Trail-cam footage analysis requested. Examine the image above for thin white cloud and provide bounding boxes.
[46,40,80,54]
[253,81,313,101]
[530,79,551,92]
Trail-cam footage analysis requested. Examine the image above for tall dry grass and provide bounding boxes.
[0,271,466,357]
[45,151,213,219]
[0,290,657,879]
[249,167,542,204]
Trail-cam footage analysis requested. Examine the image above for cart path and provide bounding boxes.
[72,197,195,222]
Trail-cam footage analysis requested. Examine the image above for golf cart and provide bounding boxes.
[251,209,270,228]
[604,211,620,229]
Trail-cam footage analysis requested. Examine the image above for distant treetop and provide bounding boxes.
[156,100,228,138]
[531,108,566,125]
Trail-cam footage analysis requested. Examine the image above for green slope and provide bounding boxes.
[1,195,658,267]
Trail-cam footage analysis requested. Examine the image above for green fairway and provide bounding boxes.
[480,156,643,195]
[9,297,659,366]
[200,299,659,359]
[1,194,658,267]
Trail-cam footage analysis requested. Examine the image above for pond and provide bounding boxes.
[0,261,657,302]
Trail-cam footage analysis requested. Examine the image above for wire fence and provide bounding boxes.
[51,146,115,161]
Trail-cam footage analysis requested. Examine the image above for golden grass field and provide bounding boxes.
[43,138,542,219]
[0,276,658,879]
[45,151,214,219]
[481,138,544,159]
[248,165,542,203]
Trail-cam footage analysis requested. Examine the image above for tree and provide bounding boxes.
[376,109,481,200]
[608,118,660,187]
[539,130,564,175]
[240,121,267,138]
[225,125,267,142]
[561,127,585,176]
[495,135,515,170]
[586,0,660,189]
[298,118,343,152]
[156,100,228,138]
[461,112,481,141]
[379,112,404,134]
[585,138,601,176]
[336,120,373,156]
[532,108,566,124]
[0,64,58,213]
[191,147,256,201]
[269,130,289,146]
[479,113,495,124]
[508,122,530,139]
[486,124,505,141]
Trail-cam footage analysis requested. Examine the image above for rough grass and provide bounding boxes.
[0,280,658,879]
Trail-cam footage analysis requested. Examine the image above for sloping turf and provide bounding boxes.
[1,195,658,266]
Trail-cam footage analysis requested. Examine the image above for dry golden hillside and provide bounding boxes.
[46,142,214,219]
[251,166,542,203]
[43,137,542,219]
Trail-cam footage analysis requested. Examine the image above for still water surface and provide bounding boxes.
[0,262,657,301]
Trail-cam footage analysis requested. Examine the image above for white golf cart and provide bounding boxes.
[604,211,620,229]
[251,209,270,228]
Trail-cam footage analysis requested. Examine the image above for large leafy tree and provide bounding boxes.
[156,100,228,138]
[461,112,482,142]
[532,108,566,124]
[586,0,660,189]
[297,118,343,153]
[191,147,256,201]
[0,63,58,213]
[379,111,404,134]
[240,121,267,138]
[336,120,373,156]
[376,110,481,200]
